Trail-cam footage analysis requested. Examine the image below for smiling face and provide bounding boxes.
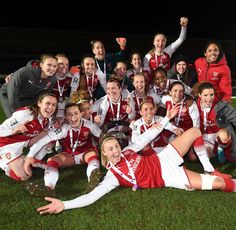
[176,61,187,74]
[131,53,142,69]
[199,88,215,108]
[65,105,82,128]
[40,57,58,79]
[102,138,122,165]
[204,43,220,63]
[83,57,96,76]
[114,62,127,79]
[154,70,167,89]
[38,95,57,118]
[79,101,91,120]
[57,56,69,77]
[133,74,145,95]
[140,101,155,124]
[153,33,166,54]
[106,81,121,102]
[169,83,184,104]
[92,41,105,60]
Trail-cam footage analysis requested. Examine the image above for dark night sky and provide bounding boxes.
[0,2,235,41]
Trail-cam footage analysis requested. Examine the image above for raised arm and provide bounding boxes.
[126,105,179,152]
[165,17,188,57]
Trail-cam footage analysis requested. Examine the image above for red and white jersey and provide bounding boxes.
[145,52,171,72]
[128,91,161,119]
[107,120,171,188]
[143,26,187,72]
[0,107,51,147]
[109,149,164,188]
[162,95,199,131]
[131,116,176,147]
[97,95,135,126]
[27,118,102,158]
[61,117,171,210]
[196,98,220,134]
[70,72,101,96]
[96,69,107,93]
[150,79,192,100]
[53,74,72,100]
[85,74,99,97]
[51,119,101,155]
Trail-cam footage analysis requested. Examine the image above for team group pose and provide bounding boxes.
[0,16,235,216]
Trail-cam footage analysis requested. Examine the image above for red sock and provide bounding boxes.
[9,170,22,181]
[86,155,99,164]
[47,160,59,169]
[223,178,235,192]
[193,136,204,148]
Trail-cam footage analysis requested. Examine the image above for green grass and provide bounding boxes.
[0,98,236,230]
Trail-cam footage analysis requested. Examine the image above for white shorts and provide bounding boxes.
[158,144,194,191]
[203,133,216,149]
[73,153,85,165]
[0,141,29,164]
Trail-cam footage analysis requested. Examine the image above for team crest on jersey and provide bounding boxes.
[10,118,18,127]
[5,152,11,160]
[212,72,219,80]
[83,131,89,138]
[122,105,128,110]
[213,72,219,77]
[132,125,138,131]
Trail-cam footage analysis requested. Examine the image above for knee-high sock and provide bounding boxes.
[86,156,99,181]
[193,136,215,172]
[44,161,59,189]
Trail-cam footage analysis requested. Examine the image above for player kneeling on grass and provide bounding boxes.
[25,103,102,197]
[36,106,235,215]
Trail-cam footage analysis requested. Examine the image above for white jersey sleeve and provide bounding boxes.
[92,96,105,113]
[189,101,200,128]
[70,72,80,96]
[96,69,107,93]
[124,116,170,152]
[143,53,152,70]
[97,96,109,127]
[130,119,142,143]
[148,91,161,105]
[161,95,171,105]
[63,170,119,210]
[127,92,137,119]
[0,109,33,137]
[164,26,187,57]
[83,119,102,138]
[26,125,69,158]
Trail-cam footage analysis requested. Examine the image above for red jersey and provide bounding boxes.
[110,149,164,188]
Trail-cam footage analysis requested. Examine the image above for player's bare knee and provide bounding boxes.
[84,150,97,162]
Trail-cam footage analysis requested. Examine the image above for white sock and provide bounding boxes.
[44,166,59,189]
[86,159,99,181]
[193,146,215,172]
